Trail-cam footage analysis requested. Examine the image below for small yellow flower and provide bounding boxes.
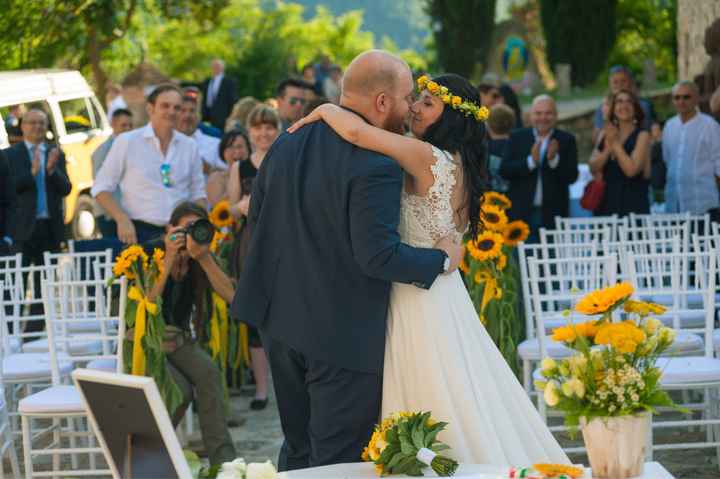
[544,381,560,407]
[496,253,507,271]
[474,106,490,121]
[481,204,508,231]
[451,95,462,106]
[439,86,449,94]
[643,317,662,335]
[483,191,512,210]
[575,282,634,315]
[416,75,429,89]
[467,231,503,261]
[441,94,451,104]
[426,80,440,93]
[502,220,530,246]
[152,248,165,276]
[541,357,557,372]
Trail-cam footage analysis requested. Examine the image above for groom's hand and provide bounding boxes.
[435,236,463,274]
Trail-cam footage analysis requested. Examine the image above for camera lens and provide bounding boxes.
[189,219,215,245]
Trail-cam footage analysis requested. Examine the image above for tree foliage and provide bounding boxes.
[539,0,618,87]
[608,0,677,85]
[425,0,496,78]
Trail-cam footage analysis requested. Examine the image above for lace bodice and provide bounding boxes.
[399,146,464,248]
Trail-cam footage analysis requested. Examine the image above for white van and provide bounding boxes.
[0,69,111,239]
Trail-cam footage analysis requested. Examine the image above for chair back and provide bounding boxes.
[527,253,617,359]
[44,249,113,282]
[630,212,710,236]
[623,250,717,357]
[554,215,628,242]
[42,277,127,385]
[539,227,611,253]
[1,264,57,347]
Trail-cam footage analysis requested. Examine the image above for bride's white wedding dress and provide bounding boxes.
[381,146,569,466]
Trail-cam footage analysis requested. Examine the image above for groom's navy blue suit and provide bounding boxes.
[232,116,445,470]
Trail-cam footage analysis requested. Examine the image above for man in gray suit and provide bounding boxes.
[91,108,133,238]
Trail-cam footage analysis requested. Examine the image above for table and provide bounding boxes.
[280,462,675,478]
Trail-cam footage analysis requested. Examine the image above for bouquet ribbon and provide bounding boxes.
[209,292,229,363]
[477,271,502,325]
[128,286,158,376]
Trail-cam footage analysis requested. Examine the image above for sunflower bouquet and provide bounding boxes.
[507,463,584,478]
[462,191,529,373]
[535,282,681,429]
[361,412,458,477]
[109,245,184,415]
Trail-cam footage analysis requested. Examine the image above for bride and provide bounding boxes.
[289,73,569,466]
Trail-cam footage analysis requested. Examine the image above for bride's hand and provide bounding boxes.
[286,104,339,133]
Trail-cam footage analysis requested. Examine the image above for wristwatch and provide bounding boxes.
[440,251,451,273]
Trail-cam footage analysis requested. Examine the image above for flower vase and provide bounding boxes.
[581,412,650,478]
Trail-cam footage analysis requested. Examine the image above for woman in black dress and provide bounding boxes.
[588,89,652,217]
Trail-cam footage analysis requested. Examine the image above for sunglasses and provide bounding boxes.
[160,163,172,188]
[673,94,692,101]
[288,97,307,106]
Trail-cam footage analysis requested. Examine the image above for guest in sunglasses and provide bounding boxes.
[275,78,314,129]
[662,80,720,215]
[92,83,207,244]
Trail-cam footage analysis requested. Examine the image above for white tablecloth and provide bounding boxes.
[280,461,674,478]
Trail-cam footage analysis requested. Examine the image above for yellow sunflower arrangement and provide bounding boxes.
[209,200,233,229]
[152,248,165,277]
[575,282,634,316]
[537,283,682,432]
[480,204,508,231]
[508,463,584,478]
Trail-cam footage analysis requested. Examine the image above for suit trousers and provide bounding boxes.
[262,332,382,471]
[166,341,237,466]
[20,219,60,334]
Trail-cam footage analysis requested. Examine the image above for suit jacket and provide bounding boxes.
[232,121,444,373]
[5,142,72,244]
[499,128,578,230]
[0,149,16,241]
[201,75,238,130]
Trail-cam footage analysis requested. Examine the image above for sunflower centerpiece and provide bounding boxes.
[535,282,682,478]
[461,192,529,374]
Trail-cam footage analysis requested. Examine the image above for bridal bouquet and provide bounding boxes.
[535,282,680,428]
[361,411,458,477]
[109,245,184,415]
[462,191,529,373]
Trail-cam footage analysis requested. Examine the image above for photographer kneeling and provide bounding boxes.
[146,201,237,466]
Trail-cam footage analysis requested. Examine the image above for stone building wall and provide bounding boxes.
[677,0,720,81]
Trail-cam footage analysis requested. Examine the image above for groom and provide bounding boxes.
[232,50,462,471]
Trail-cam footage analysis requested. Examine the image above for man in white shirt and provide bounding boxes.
[92,84,206,244]
[177,89,227,175]
[663,80,720,215]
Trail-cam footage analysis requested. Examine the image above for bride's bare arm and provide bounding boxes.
[288,104,435,188]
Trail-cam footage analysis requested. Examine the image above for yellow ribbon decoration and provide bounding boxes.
[476,271,502,325]
[236,324,251,368]
[128,286,158,376]
[209,297,221,360]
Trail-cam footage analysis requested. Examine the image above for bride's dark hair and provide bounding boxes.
[420,73,488,239]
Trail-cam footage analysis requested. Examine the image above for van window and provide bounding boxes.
[59,98,94,134]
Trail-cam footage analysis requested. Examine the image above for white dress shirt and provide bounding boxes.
[662,112,720,214]
[192,129,227,172]
[207,74,223,108]
[526,129,560,206]
[91,123,206,226]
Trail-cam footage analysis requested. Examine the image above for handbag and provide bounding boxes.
[580,177,606,212]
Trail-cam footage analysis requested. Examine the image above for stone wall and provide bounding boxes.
[677,0,720,81]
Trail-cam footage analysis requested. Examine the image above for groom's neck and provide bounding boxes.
[340,96,382,128]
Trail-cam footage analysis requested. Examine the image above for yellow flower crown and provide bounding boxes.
[416,75,490,123]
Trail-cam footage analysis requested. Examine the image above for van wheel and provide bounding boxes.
[72,194,98,240]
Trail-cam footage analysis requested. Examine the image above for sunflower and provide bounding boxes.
[496,253,507,271]
[575,282,635,316]
[467,231,503,261]
[112,245,148,279]
[152,248,165,277]
[480,204,508,231]
[483,191,512,210]
[209,200,233,228]
[459,246,470,273]
[502,220,530,246]
[624,299,666,317]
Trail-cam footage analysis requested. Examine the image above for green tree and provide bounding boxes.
[608,0,677,84]
[539,0,618,87]
[425,0,496,78]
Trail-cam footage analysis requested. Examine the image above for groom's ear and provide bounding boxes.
[375,92,388,113]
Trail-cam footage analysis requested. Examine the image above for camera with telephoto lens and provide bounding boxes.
[179,218,216,245]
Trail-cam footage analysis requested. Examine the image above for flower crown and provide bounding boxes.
[416,75,490,123]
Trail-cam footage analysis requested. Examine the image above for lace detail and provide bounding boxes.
[399,146,464,248]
